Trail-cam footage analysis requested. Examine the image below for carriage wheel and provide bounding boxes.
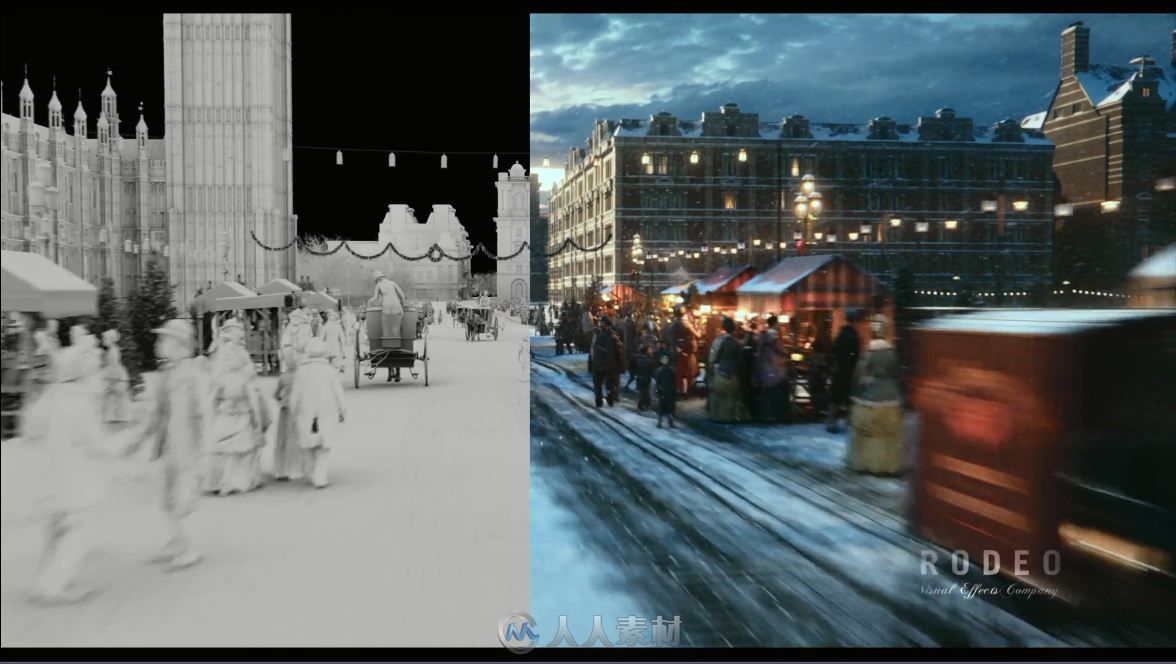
[353,334,361,389]
[422,338,429,386]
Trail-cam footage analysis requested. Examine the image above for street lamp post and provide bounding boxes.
[793,174,823,256]
[631,233,644,309]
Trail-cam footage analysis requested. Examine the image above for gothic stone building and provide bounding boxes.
[548,103,1056,304]
[1,13,296,311]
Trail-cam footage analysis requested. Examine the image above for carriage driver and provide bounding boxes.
[367,271,408,350]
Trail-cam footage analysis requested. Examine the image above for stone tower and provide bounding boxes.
[495,162,530,302]
[162,13,296,310]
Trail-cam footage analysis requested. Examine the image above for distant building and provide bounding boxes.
[1023,22,1176,288]
[495,162,530,301]
[327,204,471,301]
[529,172,549,302]
[548,103,1056,305]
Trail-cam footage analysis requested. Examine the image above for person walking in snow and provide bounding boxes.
[289,339,346,488]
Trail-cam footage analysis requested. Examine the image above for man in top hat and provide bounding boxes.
[125,319,213,571]
[368,271,407,350]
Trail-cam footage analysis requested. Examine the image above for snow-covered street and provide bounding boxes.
[1,305,530,647]
[529,350,1174,648]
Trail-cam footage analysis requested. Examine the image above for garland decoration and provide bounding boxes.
[251,231,613,260]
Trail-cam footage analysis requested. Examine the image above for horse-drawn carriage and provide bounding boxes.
[455,301,499,341]
[355,305,429,388]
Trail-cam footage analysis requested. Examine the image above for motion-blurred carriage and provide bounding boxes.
[455,301,499,341]
[354,305,429,387]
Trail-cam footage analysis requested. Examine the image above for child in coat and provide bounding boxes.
[655,351,677,428]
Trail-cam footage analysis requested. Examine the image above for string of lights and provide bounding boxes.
[251,231,613,261]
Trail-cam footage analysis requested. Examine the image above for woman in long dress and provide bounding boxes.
[289,339,346,488]
[847,314,906,475]
[99,329,133,425]
[25,345,110,603]
[707,317,751,423]
[202,321,269,495]
[271,349,304,481]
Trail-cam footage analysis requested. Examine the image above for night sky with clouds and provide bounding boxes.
[530,13,1174,190]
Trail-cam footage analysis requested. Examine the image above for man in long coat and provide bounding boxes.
[126,320,213,571]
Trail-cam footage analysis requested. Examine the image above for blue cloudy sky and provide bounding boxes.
[530,13,1174,190]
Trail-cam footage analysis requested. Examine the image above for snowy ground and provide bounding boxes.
[529,350,1173,647]
[1,304,530,647]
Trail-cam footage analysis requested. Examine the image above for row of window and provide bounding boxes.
[629,151,1040,181]
[608,191,1039,213]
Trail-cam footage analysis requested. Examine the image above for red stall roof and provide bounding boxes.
[695,264,757,294]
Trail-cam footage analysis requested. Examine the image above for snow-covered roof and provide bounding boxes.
[1021,111,1046,130]
[1075,64,1176,111]
[661,281,694,296]
[738,255,837,295]
[915,309,1175,335]
[614,118,1052,145]
[694,264,756,295]
[1,250,97,317]
[1128,243,1176,280]
[257,278,303,295]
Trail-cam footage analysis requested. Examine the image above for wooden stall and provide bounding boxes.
[908,309,1176,610]
[1,251,98,439]
[1126,243,1176,308]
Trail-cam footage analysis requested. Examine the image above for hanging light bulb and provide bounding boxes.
[336,150,343,166]
[389,152,396,167]
[441,154,448,169]
[493,154,499,168]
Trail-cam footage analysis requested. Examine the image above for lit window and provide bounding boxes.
[724,192,737,210]
[1142,88,1151,97]
[656,155,669,175]
[791,158,800,177]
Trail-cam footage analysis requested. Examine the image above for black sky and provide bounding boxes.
[1,10,530,274]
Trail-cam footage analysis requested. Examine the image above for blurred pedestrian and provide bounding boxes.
[289,339,346,488]
[655,351,677,429]
[272,349,303,482]
[827,309,864,433]
[847,314,905,474]
[100,329,132,426]
[756,315,791,423]
[24,345,110,603]
[322,310,346,373]
[124,320,212,571]
[620,309,638,390]
[203,320,269,496]
[669,305,699,397]
[707,317,751,423]
[633,345,654,412]
[590,316,623,408]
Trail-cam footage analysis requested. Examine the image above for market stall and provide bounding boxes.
[1126,243,1176,308]
[256,278,303,297]
[685,264,759,352]
[2,251,98,439]
[191,282,258,353]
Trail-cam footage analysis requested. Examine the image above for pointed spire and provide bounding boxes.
[136,101,147,132]
[74,87,87,121]
[48,76,62,111]
[102,68,116,97]
[96,112,109,129]
[19,64,34,102]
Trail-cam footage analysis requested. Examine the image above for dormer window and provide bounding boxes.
[1142,87,1151,97]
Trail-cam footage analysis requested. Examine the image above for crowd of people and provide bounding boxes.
[571,304,905,466]
[5,295,370,604]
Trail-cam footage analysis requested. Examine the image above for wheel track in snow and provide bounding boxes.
[531,359,1064,646]
[536,359,1176,644]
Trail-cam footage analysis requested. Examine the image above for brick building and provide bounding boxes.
[548,103,1056,305]
[529,172,549,303]
[1024,22,1176,289]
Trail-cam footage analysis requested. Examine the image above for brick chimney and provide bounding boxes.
[1061,21,1090,79]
